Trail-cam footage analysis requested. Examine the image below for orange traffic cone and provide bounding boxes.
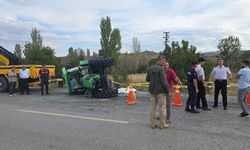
[172,84,183,106]
[247,93,250,106]
[128,86,136,105]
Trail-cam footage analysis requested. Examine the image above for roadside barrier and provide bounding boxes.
[172,84,183,106]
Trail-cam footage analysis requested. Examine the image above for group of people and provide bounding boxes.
[146,56,250,129]
[7,64,51,96]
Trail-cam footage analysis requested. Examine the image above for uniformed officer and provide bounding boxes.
[185,61,199,113]
[196,58,211,110]
[39,64,50,95]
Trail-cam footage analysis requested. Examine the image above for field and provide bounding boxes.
[127,73,238,96]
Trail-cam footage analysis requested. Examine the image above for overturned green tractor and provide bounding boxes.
[62,57,118,98]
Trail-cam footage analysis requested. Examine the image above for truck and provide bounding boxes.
[0,45,56,92]
[62,57,118,98]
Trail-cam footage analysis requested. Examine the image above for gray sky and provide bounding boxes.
[1,0,250,56]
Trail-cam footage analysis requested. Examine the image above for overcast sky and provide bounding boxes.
[0,0,250,56]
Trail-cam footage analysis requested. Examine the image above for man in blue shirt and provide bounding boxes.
[185,61,199,113]
[237,60,250,117]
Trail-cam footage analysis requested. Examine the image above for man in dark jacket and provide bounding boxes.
[146,55,170,129]
[39,64,50,95]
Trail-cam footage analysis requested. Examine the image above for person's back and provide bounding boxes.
[238,67,250,89]
[146,55,169,129]
[146,64,169,95]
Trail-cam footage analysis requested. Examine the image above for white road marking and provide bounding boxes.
[16,109,129,124]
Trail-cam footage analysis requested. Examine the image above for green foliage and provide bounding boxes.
[86,48,91,58]
[14,44,23,63]
[218,36,241,71]
[99,16,124,82]
[99,16,121,64]
[66,47,86,67]
[162,40,199,81]
[204,59,217,81]
[23,28,56,65]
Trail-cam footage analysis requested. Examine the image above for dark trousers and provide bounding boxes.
[196,81,208,108]
[41,80,49,95]
[214,80,227,107]
[186,86,197,109]
[20,78,29,95]
[9,82,16,95]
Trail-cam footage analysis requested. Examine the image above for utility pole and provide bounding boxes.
[163,31,170,51]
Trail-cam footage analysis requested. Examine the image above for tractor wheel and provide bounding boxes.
[89,58,114,69]
[0,76,8,93]
[93,88,118,98]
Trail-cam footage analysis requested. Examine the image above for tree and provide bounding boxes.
[23,28,56,65]
[92,51,98,58]
[66,47,78,67]
[86,48,91,58]
[99,16,121,64]
[132,37,141,53]
[14,44,22,60]
[162,40,199,81]
[218,36,241,71]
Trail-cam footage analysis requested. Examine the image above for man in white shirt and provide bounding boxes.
[237,60,250,117]
[19,65,30,95]
[196,58,211,110]
[212,58,232,110]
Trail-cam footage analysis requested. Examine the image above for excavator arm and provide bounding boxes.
[0,45,19,65]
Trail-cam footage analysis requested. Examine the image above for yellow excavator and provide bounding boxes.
[0,45,56,92]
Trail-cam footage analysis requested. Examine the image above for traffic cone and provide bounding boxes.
[172,84,183,106]
[247,93,250,106]
[128,86,136,105]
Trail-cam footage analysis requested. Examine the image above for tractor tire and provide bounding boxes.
[93,88,118,98]
[89,58,114,69]
[0,76,8,93]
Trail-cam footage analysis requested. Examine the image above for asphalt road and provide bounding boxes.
[0,87,249,150]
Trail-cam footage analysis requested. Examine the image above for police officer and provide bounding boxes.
[185,61,199,113]
[39,64,50,95]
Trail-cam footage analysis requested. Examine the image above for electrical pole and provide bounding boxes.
[163,31,170,51]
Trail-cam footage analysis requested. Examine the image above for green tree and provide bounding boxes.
[14,44,22,60]
[66,47,78,67]
[99,16,121,63]
[92,51,98,58]
[86,48,91,58]
[23,28,56,65]
[162,40,199,81]
[218,36,241,71]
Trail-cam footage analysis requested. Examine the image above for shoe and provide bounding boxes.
[156,116,160,120]
[185,107,191,112]
[166,120,170,124]
[9,95,12,97]
[46,93,50,95]
[212,105,218,108]
[223,107,227,110]
[196,106,201,109]
[160,123,170,129]
[240,113,249,118]
[151,124,158,129]
[190,109,200,113]
[202,107,211,111]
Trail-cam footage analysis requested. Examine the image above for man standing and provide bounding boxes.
[196,58,211,110]
[8,67,17,96]
[212,58,232,110]
[237,60,250,117]
[185,61,199,113]
[164,61,182,123]
[39,64,50,95]
[19,65,30,95]
[146,55,170,129]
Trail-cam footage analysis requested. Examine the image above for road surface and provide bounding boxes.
[0,87,249,150]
